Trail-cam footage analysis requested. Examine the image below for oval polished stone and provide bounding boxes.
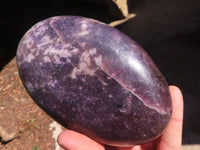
[17,16,172,146]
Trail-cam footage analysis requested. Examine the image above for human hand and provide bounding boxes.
[57,85,184,150]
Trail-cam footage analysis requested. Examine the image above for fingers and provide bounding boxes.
[157,85,184,150]
[57,130,134,150]
[104,145,134,150]
[57,130,105,150]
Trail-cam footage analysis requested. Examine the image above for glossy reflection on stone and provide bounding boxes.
[17,16,172,146]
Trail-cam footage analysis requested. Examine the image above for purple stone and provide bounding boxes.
[16,16,172,146]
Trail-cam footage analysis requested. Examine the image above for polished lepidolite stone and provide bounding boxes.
[17,16,172,146]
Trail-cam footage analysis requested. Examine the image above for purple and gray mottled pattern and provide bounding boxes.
[17,16,172,146]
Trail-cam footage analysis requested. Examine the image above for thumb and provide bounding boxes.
[157,85,184,150]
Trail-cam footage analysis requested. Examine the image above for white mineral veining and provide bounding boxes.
[42,41,74,64]
[36,35,80,65]
[113,75,167,114]
[23,35,34,49]
[70,60,96,79]
[37,35,54,48]
[48,79,58,88]
[76,30,89,36]
[76,20,90,36]
[94,55,103,67]
[71,48,79,54]
[80,42,87,47]
[103,60,167,114]
[108,94,113,98]
[17,35,35,66]
[89,48,96,55]
[26,82,35,92]
[80,21,88,30]
[101,81,108,86]
[44,56,51,63]
[107,76,112,80]
[70,48,98,79]
[33,21,48,37]
[70,67,79,79]
[25,53,35,63]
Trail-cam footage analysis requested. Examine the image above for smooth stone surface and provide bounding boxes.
[17,16,172,146]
